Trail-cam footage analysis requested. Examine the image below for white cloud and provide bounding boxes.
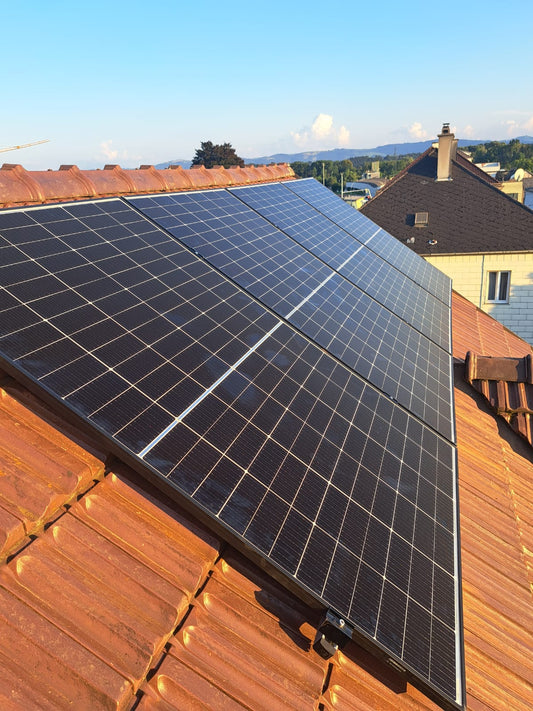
[290,114,351,149]
[463,125,475,138]
[311,113,334,139]
[100,140,118,161]
[504,119,519,135]
[408,122,428,140]
[499,115,533,137]
[291,129,309,148]
[338,125,350,146]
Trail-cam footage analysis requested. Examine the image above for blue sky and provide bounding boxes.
[3,0,532,169]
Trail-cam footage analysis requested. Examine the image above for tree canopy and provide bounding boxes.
[291,155,419,193]
[463,139,533,174]
[191,141,245,169]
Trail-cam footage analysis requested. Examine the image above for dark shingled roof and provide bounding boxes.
[361,148,533,255]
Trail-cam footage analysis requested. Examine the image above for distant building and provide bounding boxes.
[362,160,380,180]
[361,124,533,345]
[475,161,500,177]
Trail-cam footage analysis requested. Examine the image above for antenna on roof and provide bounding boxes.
[0,139,50,154]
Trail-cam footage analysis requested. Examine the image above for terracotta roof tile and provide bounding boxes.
[451,291,531,361]
[0,584,132,710]
[0,162,295,208]
[454,378,533,709]
[323,653,440,710]
[0,381,105,560]
[0,467,220,709]
[71,467,219,590]
[139,549,327,711]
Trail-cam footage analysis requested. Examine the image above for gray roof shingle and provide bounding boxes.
[361,149,533,255]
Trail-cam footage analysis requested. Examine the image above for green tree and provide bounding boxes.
[191,141,244,169]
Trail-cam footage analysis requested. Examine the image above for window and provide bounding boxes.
[487,271,510,303]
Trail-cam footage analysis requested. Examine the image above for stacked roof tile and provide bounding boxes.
[0,162,295,209]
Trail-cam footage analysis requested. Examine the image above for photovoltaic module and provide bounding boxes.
[0,179,464,710]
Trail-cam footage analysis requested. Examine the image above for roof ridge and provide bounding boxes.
[0,162,295,209]
[362,146,434,204]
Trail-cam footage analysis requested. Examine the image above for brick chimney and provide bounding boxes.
[436,123,458,181]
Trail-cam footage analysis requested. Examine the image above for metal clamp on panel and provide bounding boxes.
[313,610,353,659]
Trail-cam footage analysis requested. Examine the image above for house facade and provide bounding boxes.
[361,125,533,346]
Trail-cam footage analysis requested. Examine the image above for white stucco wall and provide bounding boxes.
[425,252,533,346]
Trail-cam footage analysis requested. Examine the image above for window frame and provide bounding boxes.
[486,270,511,304]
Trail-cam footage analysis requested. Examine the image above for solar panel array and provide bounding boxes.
[285,178,451,305]
[129,188,453,440]
[0,181,464,710]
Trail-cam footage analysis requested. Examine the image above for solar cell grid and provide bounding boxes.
[130,190,335,314]
[285,178,451,305]
[0,200,278,453]
[129,191,454,440]
[0,193,463,710]
[230,182,450,351]
[141,323,458,702]
[230,181,375,267]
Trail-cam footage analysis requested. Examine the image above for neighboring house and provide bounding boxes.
[361,125,533,346]
[0,166,532,711]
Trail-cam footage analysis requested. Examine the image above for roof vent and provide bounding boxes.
[414,211,429,227]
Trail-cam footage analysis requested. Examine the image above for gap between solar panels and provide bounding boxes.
[0,184,465,710]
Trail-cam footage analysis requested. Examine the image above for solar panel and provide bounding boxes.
[284,178,451,305]
[129,191,454,441]
[0,194,464,710]
[229,182,450,352]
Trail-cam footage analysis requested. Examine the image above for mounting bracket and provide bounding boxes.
[313,610,354,659]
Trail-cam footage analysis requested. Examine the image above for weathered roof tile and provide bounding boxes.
[71,468,220,591]
[0,382,105,559]
[0,585,133,710]
[0,162,295,208]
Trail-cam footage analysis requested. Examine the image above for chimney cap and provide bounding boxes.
[441,122,451,134]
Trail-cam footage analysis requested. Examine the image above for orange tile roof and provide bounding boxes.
[1,176,533,709]
[1,290,532,710]
[0,162,295,208]
[451,291,531,361]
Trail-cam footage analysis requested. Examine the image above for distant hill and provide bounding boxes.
[245,136,533,164]
[155,159,191,170]
[156,137,533,168]
[243,140,489,165]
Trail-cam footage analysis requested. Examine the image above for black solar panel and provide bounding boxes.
[285,178,451,306]
[0,194,464,710]
[129,191,454,441]
[230,182,450,352]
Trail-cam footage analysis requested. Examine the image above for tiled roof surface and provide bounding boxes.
[451,291,532,361]
[1,163,533,710]
[1,288,532,709]
[0,162,295,208]
[360,148,533,255]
